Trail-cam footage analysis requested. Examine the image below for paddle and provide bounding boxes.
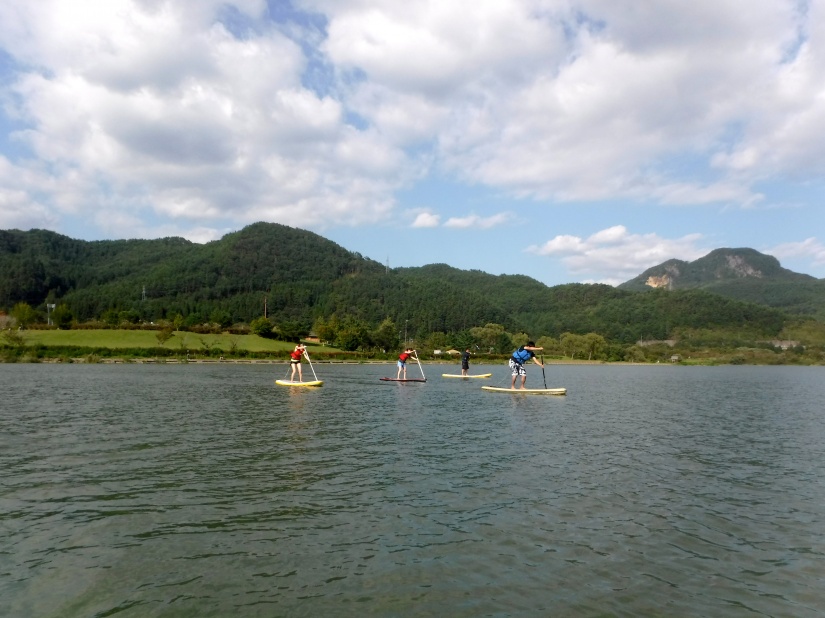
[412,350,426,381]
[540,354,547,389]
[303,348,320,382]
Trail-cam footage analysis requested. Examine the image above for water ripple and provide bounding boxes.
[1,364,824,617]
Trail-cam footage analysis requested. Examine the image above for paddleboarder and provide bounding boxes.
[397,348,415,379]
[461,348,471,376]
[509,342,544,389]
[289,343,307,382]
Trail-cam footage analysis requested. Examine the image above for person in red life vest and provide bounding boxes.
[397,347,415,379]
[289,344,307,381]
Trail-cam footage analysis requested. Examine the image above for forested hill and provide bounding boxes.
[0,224,792,343]
[619,248,825,320]
[0,222,384,322]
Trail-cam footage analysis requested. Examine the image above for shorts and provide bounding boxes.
[461,363,469,370]
[397,360,406,368]
[509,359,526,376]
[291,358,301,365]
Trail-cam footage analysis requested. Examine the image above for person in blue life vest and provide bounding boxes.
[509,342,544,389]
[397,348,415,379]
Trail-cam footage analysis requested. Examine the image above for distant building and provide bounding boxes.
[670,355,682,363]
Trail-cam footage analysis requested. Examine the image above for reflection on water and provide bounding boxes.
[2,363,824,617]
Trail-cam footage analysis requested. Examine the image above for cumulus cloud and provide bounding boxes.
[0,0,824,254]
[0,157,59,229]
[767,238,825,267]
[0,188,57,230]
[317,0,823,207]
[411,212,441,228]
[443,213,511,229]
[0,0,411,239]
[528,225,708,285]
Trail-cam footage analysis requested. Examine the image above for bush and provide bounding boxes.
[250,317,275,338]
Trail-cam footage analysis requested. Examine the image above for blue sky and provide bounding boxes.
[1,0,824,286]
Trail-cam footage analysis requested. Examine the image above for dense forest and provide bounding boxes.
[2,223,822,358]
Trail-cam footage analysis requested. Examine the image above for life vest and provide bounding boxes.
[511,346,532,363]
[290,349,303,361]
[399,352,411,362]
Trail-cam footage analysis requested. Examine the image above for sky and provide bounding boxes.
[1,0,824,287]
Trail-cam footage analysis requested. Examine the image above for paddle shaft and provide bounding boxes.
[412,352,426,380]
[540,354,547,389]
[303,350,320,382]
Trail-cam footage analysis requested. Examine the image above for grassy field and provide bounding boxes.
[18,329,336,354]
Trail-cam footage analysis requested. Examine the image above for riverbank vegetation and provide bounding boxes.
[3,223,825,365]
[3,321,824,365]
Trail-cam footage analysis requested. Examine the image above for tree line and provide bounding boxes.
[1,223,814,359]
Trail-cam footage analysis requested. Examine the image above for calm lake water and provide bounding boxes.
[2,363,824,617]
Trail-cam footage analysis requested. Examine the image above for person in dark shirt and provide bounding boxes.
[461,348,471,376]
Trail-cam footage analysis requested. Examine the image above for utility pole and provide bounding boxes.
[264,296,267,318]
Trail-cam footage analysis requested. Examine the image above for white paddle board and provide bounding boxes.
[442,373,492,379]
[275,379,323,387]
[481,385,566,395]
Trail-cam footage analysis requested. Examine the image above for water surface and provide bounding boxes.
[2,363,824,616]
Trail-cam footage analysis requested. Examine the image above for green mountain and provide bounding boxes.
[618,248,825,320]
[0,224,793,343]
[0,222,383,323]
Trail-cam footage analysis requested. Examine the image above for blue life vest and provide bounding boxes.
[511,346,533,363]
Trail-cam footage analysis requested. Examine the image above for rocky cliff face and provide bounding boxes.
[725,254,763,278]
[645,274,672,288]
[644,263,682,289]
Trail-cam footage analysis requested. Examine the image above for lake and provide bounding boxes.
[2,363,824,617]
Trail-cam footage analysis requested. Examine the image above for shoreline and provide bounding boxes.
[7,357,738,367]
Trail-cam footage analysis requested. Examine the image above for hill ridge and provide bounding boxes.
[1,224,820,341]
[619,247,825,320]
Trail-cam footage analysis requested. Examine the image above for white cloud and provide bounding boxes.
[314,0,824,208]
[767,238,825,267]
[0,0,412,237]
[0,188,57,230]
[0,157,59,229]
[411,212,441,228]
[443,212,511,229]
[92,208,225,243]
[1,0,825,248]
[319,0,563,97]
[528,225,708,285]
